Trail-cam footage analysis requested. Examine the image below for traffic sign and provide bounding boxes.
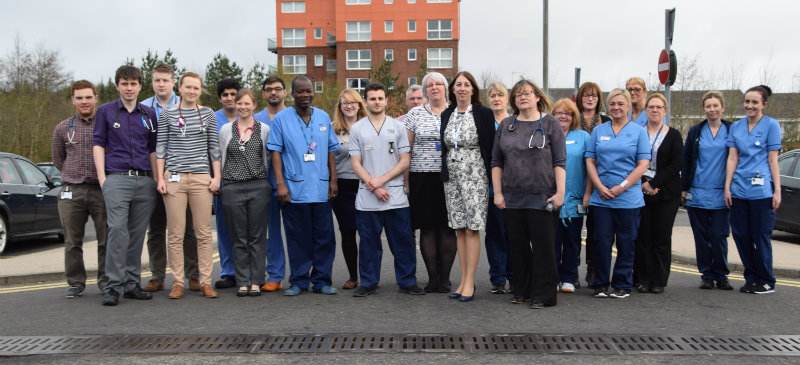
[658,49,677,86]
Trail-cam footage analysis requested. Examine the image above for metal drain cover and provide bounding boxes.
[1,334,798,356]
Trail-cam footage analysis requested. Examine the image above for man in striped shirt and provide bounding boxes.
[51,80,108,299]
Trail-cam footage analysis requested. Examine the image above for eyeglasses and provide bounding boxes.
[515,91,536,99]
[426,82,445,88]
[646,105,665,110]
[554,111,573,117]
[582,94,598,99]
[264,87,284,93]
[340,101,358,107]
[626,87,644,94]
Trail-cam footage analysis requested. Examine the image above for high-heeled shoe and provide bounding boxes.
[448,292,461,299]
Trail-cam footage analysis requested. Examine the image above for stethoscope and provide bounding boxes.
[113,103,155,132]
[177,103,205,136]
[65,114,78,144]
[508,114,546,149]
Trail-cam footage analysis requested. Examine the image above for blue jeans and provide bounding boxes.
[265,193,286,283]
[591,207,640,290]
[355,208,418,289]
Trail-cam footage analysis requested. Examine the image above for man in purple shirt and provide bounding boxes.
[92,65,159,306]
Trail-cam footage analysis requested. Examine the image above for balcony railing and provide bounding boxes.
[268,38,277,54]
[326,32,336,47]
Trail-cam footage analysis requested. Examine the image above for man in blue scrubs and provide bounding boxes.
[349,82,423,297]
[255,76,288,292]
[267,76,339,296]
[212,78,241,289]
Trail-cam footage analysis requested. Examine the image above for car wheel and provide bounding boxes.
[0,214,7,255]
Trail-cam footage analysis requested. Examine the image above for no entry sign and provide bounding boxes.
[658,49,677,86]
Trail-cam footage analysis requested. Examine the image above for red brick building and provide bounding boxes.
[270,0,460,93]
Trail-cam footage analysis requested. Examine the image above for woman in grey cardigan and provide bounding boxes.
[218,89,272,297]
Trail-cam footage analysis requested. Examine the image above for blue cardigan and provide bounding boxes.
[680,119,731,191]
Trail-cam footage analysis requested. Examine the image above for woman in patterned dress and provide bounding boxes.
[440,71,495,302]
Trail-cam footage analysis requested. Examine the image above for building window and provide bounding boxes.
[408,20,416,32]
[385,21,393,33]
[315,81,324,93]
[408,0,416,3]
[282,55,307,74]
[385,0,393,3]
[314,55,323,67]
[346,49,371,70]
[408,77,418,85]
[314,27,322,39]
[427,48,453,69]
[281,1,305,13]
[427,20,452,40]
[346,21,371,41]
[282,28,306,47]
[408,48,417,61]
[385,49,394,61]
[346,0,370,4]
[347,78,370,93]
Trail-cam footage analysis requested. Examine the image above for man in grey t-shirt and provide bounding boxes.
[349,82,422,297]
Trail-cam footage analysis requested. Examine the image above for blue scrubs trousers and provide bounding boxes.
[591,207,640,290]
[554,216,583,284]
[265,193,286,283]
[355,208,418,289]
[687,207,730,281]
[485,201,512,286]
[214,195,234,278]
[730,198,775,286]
[282,201,336,289]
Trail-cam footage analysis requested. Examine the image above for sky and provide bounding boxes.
[2,0,799,92]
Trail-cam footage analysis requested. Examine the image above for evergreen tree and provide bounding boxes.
[201,53,244,110]
[369,59,406,117]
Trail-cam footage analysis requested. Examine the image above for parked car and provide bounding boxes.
[0,152,63,255]
[36,162,62,185]
[776,149,800,235]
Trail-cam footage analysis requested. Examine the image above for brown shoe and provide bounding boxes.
[189,278,201,291]
[200,284,218,298]
[168,285,183,299]
[260,282,282,292]
[142,279,164,292]
[342,280,358,290]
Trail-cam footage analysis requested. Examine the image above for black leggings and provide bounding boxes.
[419,227,457,290]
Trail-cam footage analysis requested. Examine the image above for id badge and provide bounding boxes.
[685,193,693,201]
[449,149,461,161]
[61,191,73,200]
[304,153,316,162]
[168,174,181,183]
[435,142,442,151]
[643,169,656,179]
[751,177,765,186]
[577,204,586,214]
[600,136,611,141]
[309,141,317,151]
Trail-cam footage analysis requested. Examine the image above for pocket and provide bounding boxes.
[286,172,304,182]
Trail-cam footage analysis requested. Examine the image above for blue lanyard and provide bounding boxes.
[149,93,178,119]
[649,124,664,155]
[295,109,314,151]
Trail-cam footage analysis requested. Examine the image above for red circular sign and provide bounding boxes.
[658,49,670,85]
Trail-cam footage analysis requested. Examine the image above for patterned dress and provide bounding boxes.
[443,111,488,230]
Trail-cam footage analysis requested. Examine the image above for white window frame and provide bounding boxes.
[282,55,307,74]
[281,1,305,13]
[407,48,417,61]
[385,20,393,33]
[427,48,453,69]
[385,49,394,61]
[408,0,416,3]
[385,0,393,3]
[314,55,323,67]
[408,77,418,86]
[282,28,306,47]
[408,20,416,32]
[346,0,370,4]
[346,21,371,41]
[346,49,372,70]
[315,81,324,93]
[314,27,322,39]
[346,78,370,93]
[427,19,452,40]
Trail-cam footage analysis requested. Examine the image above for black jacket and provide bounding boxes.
[643,126,684,202]
[439,103,495,182]
[680,119,731,191]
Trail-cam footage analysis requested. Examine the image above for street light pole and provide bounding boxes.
[543,0,549,94]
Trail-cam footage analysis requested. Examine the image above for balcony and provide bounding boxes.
[268,38,277,54]
[327,60,337,74]
[326,32,336,47]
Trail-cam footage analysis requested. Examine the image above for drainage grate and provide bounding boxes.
[1,334,798,356]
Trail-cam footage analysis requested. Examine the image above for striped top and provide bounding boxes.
[403,104,443,172]
[156,104,221,173]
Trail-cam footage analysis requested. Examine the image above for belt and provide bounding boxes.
[106,170,152,177]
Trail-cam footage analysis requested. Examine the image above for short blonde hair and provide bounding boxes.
[486,81,508,97]
[606,88,632,109]
[552,98,580,131]
[701,90,725,108]
[645,93,668,110]
[625,77,646,90]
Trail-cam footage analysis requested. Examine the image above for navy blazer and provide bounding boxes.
[439,103,495,182]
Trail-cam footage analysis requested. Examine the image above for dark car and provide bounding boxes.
[36,162,62,185]
[776,149,800,234]
[0,152,63,254]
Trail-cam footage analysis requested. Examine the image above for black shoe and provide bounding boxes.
[215,275,236,289]
[509,296,530,304]
[700,279,715,289]
[650,286,664,294]
[97,279,108,292]
[491,284,506,294]
[65,286,83,299]
[752,283,775,294]
[529,300,545,309]
[608,288,631,298]
[352,286,375,297]
[399,285,425,295]
[102,289,119,306]
[123,285,153,300]
[593,287,608,298]
[716,278,733,290]
[423,283,438,293]
[507,285,515,294]
[636,284,650,293]
[740,282,756,293]
[448,292,461,299]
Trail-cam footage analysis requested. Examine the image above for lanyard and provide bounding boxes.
[649,124,664,155]
[114,102,154,132]
[451,104,472,150]
[296,109,314,151]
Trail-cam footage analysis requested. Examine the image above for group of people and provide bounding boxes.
[51,63,783,308]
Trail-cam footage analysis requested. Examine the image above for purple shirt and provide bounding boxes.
[93,99,158,172]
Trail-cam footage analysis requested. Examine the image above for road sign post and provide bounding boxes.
[664,8,675,125]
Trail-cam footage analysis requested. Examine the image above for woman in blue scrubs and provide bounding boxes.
[724,85,782,295]
[682,91,733,290]
[584,88,650,299]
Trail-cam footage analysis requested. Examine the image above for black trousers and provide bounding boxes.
[634,198,680,288]
[504,208,558,305]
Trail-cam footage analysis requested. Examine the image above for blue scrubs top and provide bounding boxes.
[726,116,782,200]
[560,129,591,219]
[686,124,729,209]
[629,109,649,127]
[267,106,339,203]
[254,108,278,189]
[585,121,650,209]
[141,93,180,120]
